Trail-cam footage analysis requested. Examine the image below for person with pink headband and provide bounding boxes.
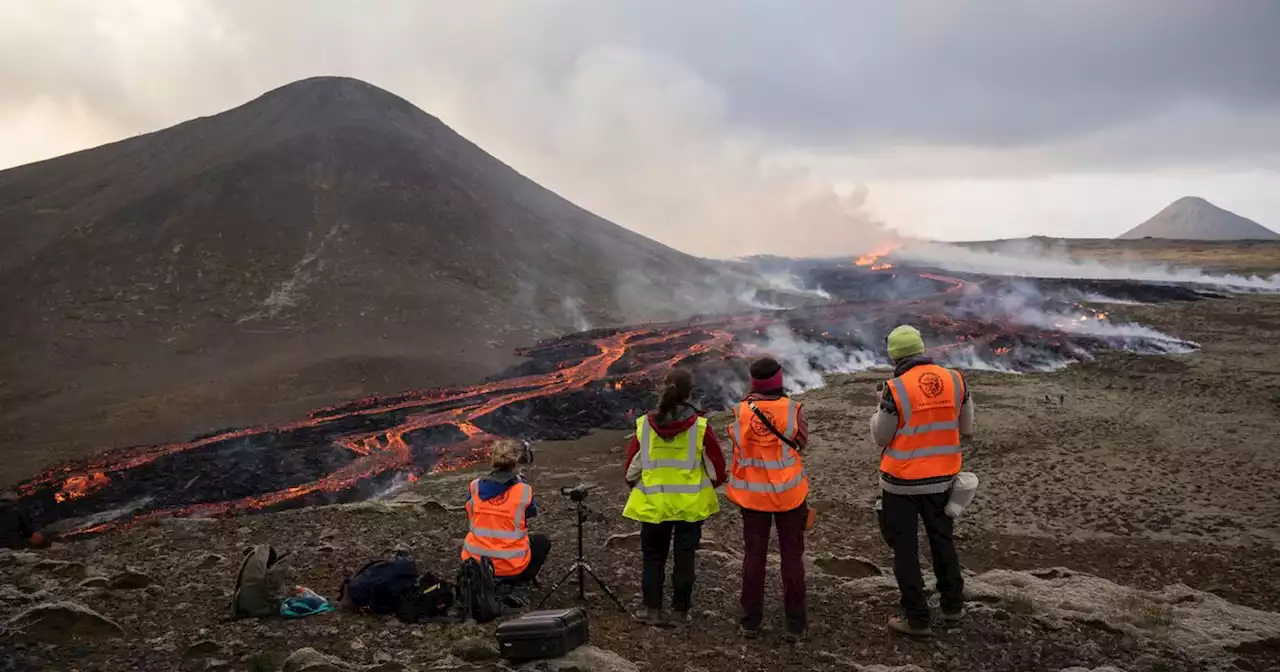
[724,357,811,642]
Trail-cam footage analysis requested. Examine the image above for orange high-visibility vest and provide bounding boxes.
[461,478,532,577]
[881,364,965,486]
[726,397,809,512]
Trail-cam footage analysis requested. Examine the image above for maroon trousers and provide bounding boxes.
[739,503,808,631]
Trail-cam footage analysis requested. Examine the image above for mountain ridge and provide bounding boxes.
[1118,196,1279,241]
[0,76,729,481]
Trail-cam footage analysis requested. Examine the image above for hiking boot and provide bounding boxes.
[888,616,933,638]
[782,615,806,643]
[669,610,691,625]
[941,608,965,625]
[633,607,663,626]
[740,613,763,639]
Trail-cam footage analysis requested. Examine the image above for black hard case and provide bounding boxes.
[495,607,589,660]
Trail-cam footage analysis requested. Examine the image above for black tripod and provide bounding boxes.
[536,488,626,612]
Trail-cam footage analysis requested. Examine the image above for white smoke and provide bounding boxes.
[744,324,884,393]
[899,241,1280,291]
[370,471,415,501]
[561,296,593,332]
[1081,292,1145,305]
[731,271,833,311]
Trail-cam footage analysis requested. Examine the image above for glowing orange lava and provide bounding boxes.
[54,472,110,503]
[855,243,900,269]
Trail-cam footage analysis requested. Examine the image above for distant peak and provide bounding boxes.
[248,76,425,120]
[1169,196,1212,208]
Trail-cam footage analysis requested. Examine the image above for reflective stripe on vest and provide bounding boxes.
[881,365,964,482]
[728,470,807,493]
[632,481,713,495]
[462,542,528,559]
[879,475,954,495]
[462,479,531,571]
[623,416,720,524]
[639,417,701,470]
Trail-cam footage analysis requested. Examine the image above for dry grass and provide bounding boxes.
[1117,593,1176,630]
[1005,589,1037,614]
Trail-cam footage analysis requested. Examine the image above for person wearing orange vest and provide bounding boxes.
[725,357,810,642]
[871,325,974,638]
[461,441,551,584]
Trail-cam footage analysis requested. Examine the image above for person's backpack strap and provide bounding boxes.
[746,400,799,450]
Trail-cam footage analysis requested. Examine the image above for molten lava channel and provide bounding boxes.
[15,260,1207,535]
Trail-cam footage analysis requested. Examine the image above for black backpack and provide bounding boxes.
[339,556,420,615]
[395,572,456,624]
[456,557,503,623]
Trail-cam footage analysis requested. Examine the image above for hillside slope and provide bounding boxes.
[1118,196,1279,240]
[0,76,726,480]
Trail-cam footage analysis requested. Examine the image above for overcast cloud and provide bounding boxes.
[2,0,1279,254]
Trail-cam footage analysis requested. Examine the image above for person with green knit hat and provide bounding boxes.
[886,325,926,361]
[870,325,974,638]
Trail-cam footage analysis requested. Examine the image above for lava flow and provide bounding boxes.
[14,258,1214,535]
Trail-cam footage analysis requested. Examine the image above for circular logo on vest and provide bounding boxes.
[748,409,779,437]
[918,372,945,399]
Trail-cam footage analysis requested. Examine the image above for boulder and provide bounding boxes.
[78,576,111,589]
[34,559,88,579]
[0,551,43,567]
[196,553,226,569]
[109,567,153,590]
[282,647,355,672]
[6,601,124,641]
[516,645,639,672]
[451,635,501,661]
[602,533,641,552]
[967,568,1280,665]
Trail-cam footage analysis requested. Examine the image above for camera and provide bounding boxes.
[559,483,596,502]
[518,439,535,466]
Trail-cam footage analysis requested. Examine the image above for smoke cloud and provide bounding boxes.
[899,240,1280,290]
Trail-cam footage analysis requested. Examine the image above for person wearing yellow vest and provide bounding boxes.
[725,357,810,642]
[623,369,727,626]
[870,325,974,638]
[461,441,551,584]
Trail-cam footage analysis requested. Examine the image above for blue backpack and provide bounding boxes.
[339,556,420,615]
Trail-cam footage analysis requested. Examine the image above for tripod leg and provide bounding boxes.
[581,562,628,613]
[535,562,582,609]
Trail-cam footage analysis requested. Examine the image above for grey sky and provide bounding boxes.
[2,0,1279,254]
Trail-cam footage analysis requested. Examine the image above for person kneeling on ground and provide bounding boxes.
[623,368,727,626]
[1,491,50,550]
[726,357,811,642]
[871,325,974,637]
[461,441,550,586]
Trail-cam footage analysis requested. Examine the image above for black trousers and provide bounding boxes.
[514,533,552,584]
[878,491,963,626]
[640,521,703,611]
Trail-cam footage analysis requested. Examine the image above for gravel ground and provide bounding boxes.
[4,293,1280,672]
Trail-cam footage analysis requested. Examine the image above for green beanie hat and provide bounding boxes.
[887,325,926,361]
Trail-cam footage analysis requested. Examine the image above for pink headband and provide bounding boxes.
[750,370,783,392]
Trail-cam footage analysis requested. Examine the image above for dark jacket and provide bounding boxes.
[467,470,538,520]
[624,403,728,486]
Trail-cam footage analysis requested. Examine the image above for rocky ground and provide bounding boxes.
[5,287,1280,671]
